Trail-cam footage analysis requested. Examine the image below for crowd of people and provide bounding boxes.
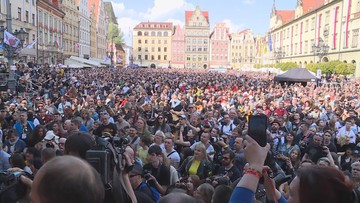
[0,64,360,203]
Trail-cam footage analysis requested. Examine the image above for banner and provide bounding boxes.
[3,30,20,48]
[26,40,37,49]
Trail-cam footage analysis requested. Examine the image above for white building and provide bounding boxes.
[1,0,37,62]
[77,0,91,59]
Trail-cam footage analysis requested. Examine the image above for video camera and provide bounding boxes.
[86,135,130,185]
[0,171,32,202]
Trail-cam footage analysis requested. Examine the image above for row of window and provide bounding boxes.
[232,45,253,49]
[231,59,253,63]
[137,55,168,61]
[138,39,168,44]
[185,38,209,44]
[138,47,169,52]
[38,30,62,47]
[38,10,62,33]
[186,55,208,62]
[185,45,209,52]
[137,31,170,37]
[17,8,36,26]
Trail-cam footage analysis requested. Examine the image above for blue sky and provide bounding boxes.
[110,0,297,45]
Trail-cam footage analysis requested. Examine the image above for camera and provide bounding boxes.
[46,142,55,148]
[0,171,32,202]
[210,136,223,143]
[86,136,130,186]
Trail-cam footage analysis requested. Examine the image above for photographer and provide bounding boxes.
[129,164,160,202]
[143,145,171,195]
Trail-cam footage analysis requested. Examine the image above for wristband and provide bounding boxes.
[243,168,262,178]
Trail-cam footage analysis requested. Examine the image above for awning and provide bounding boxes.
[19,48,37,57]
[69,56,102,67]
[90,57,111,66]
[64,59,93,68]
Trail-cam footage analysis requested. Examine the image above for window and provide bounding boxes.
[164,55,167,60]
[198,46,202,51]
[164,47,167,52]
[356,0,360,12]
[25,11,29,22]
[186,46,191,51]
[145,55,148,60]
[145,47,148,52]
[18,8,22,21]
[152,40,155,44]
[138,55,141,60]
[145,40,148,44]
[198,56,202,61]
[138,47,141,51]
[192,46,196,51]
[325,11,330,25]
[38,10,42,24]
[352,29,359,48]
[32,14,35,26]
[192,55,196,61]
[144,31,149,36]
[158,47,161,52]
[164,32,168,36]
[158,55,161,60]
[311,17,315,30]
[151,31,155,36]
[304,41,308,53]
[192,39,196,44]
[137,31,142,36]
[164,40,167,44]
[151,47,154,52]
[138,39,141,44]
[187,55,190,61]
[151,55,154,60]
[157,31,162,36]
[158,40,161,44]
[204,39,208,44]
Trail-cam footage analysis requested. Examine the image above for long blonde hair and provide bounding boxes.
[192,142,208,162]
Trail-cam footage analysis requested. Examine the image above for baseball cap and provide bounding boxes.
[130,163,143,175]
[44,130,56,141]
[179,114,187,119]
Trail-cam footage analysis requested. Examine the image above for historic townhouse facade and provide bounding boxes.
[37,0,65,64]
[6,0,38,62]
[269,0,360,70]
[76,0,91,59]
[60,0,79,59]
[171,24,185,68]
[184,6,210,69]
[133,22,173,68]
[88,0,108,60]
[209,22,231,68]
[230,29,257,69]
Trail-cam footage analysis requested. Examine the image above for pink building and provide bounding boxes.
[171,25,185,68]
[209,22,231,68]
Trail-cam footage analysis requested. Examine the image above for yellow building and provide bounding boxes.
[230,29,257,69]
[133,22,173,68]
[269,0,360,73]
[185,6,210,69]
[60,0,79,59]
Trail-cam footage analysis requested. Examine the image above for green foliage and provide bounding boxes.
[334,63,355,75]
[306,63,318,73]
[108,22,125,46]
[306,60,355,75]
[277,62,298,71]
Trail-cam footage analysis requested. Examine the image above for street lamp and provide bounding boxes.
[312,38,329,63]
[274,48,286,69]
[0,26,28,91]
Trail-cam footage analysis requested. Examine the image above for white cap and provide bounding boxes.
[44,130,56,141]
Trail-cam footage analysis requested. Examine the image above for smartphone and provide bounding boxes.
[248,114,268,147]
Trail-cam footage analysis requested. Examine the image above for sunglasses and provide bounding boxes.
[158,117,163,119]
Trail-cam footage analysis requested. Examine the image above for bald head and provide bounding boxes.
[31,156,104,203]
[158,192,197,203]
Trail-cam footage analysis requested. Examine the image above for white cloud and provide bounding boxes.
[141,0,194,21]
[166,18,185,27]
[117,17,141,46]
[223,19,245,33]
[111,2,125,17]
[242,0,256,5]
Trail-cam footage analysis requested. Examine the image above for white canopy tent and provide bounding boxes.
[63,59,92,68]
[69,56,102,67]
[90,58,111,66]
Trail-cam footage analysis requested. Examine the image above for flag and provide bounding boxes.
[3,30,20,48]
[268,33,273,52]
[104,57,110,62]
[26,40,36,49]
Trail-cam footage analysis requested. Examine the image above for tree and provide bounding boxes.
[278,62,297,71]
[108,22,125,46]
[334,63,355,75]
[306,63,318,73]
